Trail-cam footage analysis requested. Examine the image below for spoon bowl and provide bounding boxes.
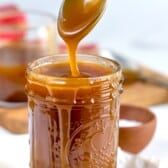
[57,0,107,41]
[119,104,157,154]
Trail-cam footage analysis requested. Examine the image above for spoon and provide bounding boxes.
[57,0,107,41]
[100,49,168,89]
[57,0,107,77]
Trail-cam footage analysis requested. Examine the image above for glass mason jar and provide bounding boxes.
[0,10,57,104]
[26,54,123,168]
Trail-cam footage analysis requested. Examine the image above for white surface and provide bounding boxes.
[140,104,168,160]
[0,0,168,167]
[0,133,29,168]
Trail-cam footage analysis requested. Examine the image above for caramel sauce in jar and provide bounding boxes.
[26,54,122,168]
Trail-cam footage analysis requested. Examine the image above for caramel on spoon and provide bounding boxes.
[57,0,107,77]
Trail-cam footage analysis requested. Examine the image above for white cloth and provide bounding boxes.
[118,148,168,168]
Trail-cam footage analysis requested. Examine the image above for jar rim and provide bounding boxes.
[27,53,122,86]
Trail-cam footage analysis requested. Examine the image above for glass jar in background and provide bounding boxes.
[26,53,123,168]
[0,10,57,104]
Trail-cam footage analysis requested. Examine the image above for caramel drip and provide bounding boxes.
[48,115,57,168]
[57,106,71,168]
[67,41,80,77]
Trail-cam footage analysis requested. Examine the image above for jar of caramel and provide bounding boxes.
[26,54,123,168]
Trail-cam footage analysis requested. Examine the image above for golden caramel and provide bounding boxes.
[27,55,122,168]
[58,0,106,77]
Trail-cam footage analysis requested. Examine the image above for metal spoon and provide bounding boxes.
[100,49,168,89]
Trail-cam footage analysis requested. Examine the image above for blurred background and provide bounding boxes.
[0,1,168,167]
[0,0,168,75]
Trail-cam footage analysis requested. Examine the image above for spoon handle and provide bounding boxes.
[140,74,168,90]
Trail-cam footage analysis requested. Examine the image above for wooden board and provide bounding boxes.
[121,66,168,107]
[0,107,28,134]
[121,82,168,107]
[0,67,167,134]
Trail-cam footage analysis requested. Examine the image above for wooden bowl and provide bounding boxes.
[119,104,157,154]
